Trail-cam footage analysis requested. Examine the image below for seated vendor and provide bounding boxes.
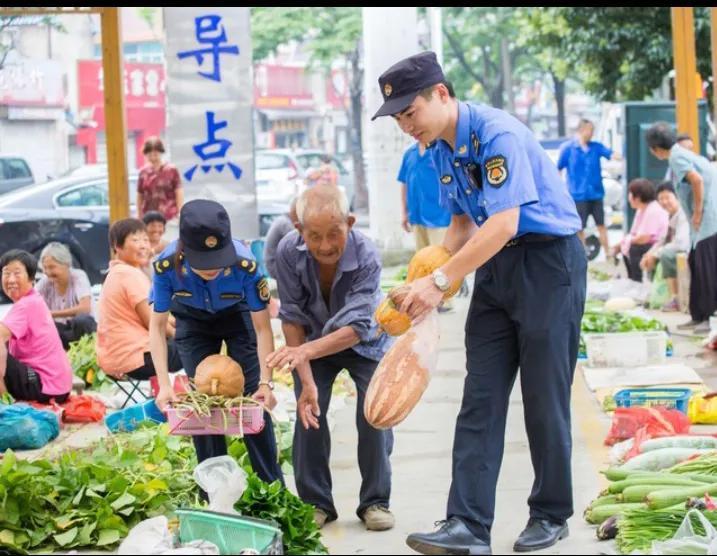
[0,249,73,403]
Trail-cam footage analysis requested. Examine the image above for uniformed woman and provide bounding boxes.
[149,199,319,485]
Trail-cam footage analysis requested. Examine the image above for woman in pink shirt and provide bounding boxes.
[0,250,73,402]
[612,178,669,282]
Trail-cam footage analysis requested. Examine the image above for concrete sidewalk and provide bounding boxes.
[320,291,609,555]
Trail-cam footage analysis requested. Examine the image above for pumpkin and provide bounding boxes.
[406,245,461,299]
[195,354,245,398]
[364,329,430,429]
[375,285,412,336]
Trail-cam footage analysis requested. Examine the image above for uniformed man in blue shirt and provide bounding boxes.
[149,199,320,491]
[372,52,587,555]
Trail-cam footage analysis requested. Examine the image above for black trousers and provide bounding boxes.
[446,234,587,543]
[622,243,653,283]
[127,340,184,380]
[173,308,283,487]
[55,314,97,351]
[688,233,717,322]
[4,354,70,404]
[292,349,393,521]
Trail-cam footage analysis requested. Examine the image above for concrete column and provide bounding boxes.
[362,7,418,251]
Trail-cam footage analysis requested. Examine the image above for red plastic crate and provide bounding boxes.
[166,403,265,436]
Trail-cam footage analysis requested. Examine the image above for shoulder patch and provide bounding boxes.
[484,155,508,188]
[257,277,271,303]
[154,256,175,275]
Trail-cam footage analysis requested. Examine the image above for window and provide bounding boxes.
[256,153,289,170]
[0,159,31,180]
[57,184,108,207]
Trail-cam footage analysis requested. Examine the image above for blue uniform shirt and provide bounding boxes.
[397,143,451,228]
[274,229,391,362]
[150,239,270,314]
[431,102,581,237]
[557,139,613,202]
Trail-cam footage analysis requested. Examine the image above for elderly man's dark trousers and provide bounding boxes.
[292,349,393,521]
[446,234,587,543]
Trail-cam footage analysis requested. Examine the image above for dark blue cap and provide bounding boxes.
[372,51,446,120]
[179,199,236,270]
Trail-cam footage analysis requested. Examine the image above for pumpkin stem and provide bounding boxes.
[211,378,219,396]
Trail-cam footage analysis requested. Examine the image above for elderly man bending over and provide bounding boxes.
[266,185,394,532]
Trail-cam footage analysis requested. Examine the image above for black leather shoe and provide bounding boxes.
[406,517,492,555]
[513,518,569,552]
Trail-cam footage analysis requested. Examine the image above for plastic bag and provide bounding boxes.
[0,404,60,451]
[119,517,173,555]
[648,509,717,554]
[193,456,247,514]
[604,407,691,446]
[119,517,219,555]
[649,262,671,310]
[364,309,440,429]
[61,395,106,423]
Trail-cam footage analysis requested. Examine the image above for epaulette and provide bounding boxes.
[154,252,181,275]
[237,257,257,274]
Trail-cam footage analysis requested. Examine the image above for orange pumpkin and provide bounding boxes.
[406,245,461,299]
[375,296,411,337]
[195,354,245,398]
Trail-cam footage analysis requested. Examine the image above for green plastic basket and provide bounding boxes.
[176,509,283,555]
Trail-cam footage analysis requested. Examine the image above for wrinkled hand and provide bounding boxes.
[402,215,411,233]
[252,384,277,411]
[297,383,320,430]
[155,386,179,413]
[399,275,444,325]
[266,345,310,373]
[693,210,703,231]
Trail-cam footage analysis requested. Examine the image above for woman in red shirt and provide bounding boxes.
[137,136,184,221]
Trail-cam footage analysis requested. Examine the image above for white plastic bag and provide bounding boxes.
[118,516,174,555]
[648,509,717,554]
[193,456,247,514]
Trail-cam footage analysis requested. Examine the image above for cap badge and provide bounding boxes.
[205,236,218,249]
[384,83,393,97]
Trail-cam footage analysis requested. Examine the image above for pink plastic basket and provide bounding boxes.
[166,403,265,436]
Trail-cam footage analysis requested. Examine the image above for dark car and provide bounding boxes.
[0,175,138,285]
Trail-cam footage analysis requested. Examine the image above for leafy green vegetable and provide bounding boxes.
[67,333,107,389]
[235,473,327,555]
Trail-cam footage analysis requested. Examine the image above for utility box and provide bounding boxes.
[623,100,709,228]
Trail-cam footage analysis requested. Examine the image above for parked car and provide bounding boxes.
[0,155,34,195]
[255,148,355,209]
[0,175,138,285]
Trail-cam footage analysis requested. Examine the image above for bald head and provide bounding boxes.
[296,185,355,267]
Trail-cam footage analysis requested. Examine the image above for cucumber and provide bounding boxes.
[608,476,703,494]
[646,482,717,510]
[585,503,647,525]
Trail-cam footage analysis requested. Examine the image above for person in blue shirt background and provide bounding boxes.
[398,141,452,250]
[372,51,587,555]
[149,199,320,494]
[557,118,620,259]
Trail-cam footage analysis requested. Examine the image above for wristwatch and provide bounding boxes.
[432,269,451,293]
[258,380,275,390]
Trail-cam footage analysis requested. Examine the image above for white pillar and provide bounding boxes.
[428,7,443,67]
[362,7,418,250]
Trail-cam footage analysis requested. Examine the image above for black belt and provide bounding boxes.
[504,233,563,248]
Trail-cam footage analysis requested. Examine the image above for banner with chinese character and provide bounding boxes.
[164,7,257,238]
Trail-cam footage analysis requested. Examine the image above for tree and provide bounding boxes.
[515,8,574,135]
[251,7,368,210]
[556,7,713,102]
[441,7,534,110]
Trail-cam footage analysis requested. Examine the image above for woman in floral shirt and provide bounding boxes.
[137,136,184,221]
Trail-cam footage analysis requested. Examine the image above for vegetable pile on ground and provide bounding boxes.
[0,424,326,555]
[585,436,717,553]
[68,333,108,390]
[579,310,669,357]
